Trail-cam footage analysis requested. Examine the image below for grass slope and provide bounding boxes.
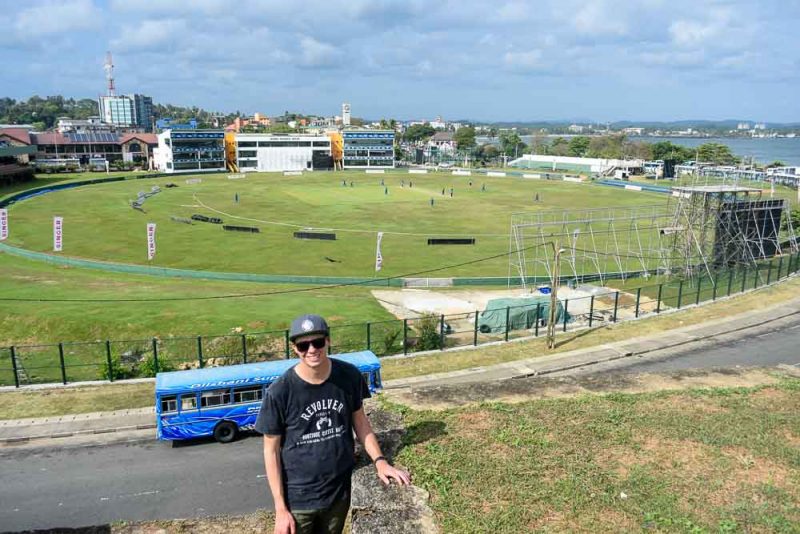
[395,381,800,533]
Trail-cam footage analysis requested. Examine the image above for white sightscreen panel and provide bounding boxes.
[257,148,312,172]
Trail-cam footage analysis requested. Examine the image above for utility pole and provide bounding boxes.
[547,242,562,349]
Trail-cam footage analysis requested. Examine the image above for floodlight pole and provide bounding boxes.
[547,241,562,349]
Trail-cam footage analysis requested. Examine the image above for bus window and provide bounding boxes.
[181,393,198,411]
[160,395,177,413]
[233,385,263,404]
[201,389,231,408]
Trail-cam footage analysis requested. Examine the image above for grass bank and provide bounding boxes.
[394,380,800,533]
[1,273,797,420]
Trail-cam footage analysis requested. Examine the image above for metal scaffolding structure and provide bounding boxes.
[509,189,798,289]
[662,186,798,284]
[509,205,672,288]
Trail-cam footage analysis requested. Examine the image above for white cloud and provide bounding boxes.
[298,36,341,68]
[112,19,188,51]
[14,0,101,37]
[504,49,543,70]
[669,9,732,48]
[572,0,628,36]
[109,0,227,15]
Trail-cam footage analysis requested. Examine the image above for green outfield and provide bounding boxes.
[2,170,665,278]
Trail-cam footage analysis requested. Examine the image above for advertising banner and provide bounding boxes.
[147,223,156,260]
[0,209,7,240]
[53,216,63,252]
[375,232,384,272]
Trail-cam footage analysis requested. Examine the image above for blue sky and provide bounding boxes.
[1,0,798,122]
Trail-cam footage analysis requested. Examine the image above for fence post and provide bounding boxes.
[152,338,160,374]
[634,288,641,318]
[741,266,747,293]
[10,346,20,388]
[403,319,408,355]
[439,315,446,350]
[562,299,569,332]
[767,259,773,284]
[105,340,114,382]
[656,284,663,313]
[504,307,510,342]
[712,278,718,301]
[695,277,702,305]
[535,303,541,337]
[588,295,594,328]
[363,323,370,352]
[196,336,204,368]
[473,311,479,346]
[752,264,759,288]
[58,343,67,385]
[284,330,290,359]
[727,269,734,296]
[777,256,784,280]
[677,280,683,309]
[241,334,248,364]
[613,292,619,323]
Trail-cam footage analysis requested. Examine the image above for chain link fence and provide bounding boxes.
[2,252,799,388]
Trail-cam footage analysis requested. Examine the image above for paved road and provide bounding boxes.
[557,314,800,377]
[0,433,272,531]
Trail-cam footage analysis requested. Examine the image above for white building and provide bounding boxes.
[235,133,332,172]
[509,154,644,175]
[429,116,446,130]
[342,103,351,127]
[427,131,456,155]
[153,129,226,173]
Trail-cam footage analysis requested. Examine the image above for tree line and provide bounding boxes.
[0,95,241,131]
[402,125,746,166]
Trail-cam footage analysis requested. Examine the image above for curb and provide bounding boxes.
[0,423,156,445]
[383,305,800,390]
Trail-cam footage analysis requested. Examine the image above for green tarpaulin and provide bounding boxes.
[478,296,567,334]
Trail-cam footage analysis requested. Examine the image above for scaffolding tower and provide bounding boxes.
[663,185,798,284]
[509,192,798,289]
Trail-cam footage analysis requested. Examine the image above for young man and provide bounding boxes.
[256,314,411,534]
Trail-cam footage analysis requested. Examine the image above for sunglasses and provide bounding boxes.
[294,337,327,352]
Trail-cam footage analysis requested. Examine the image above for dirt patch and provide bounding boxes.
[111,510,274,533]
[780,429,800,448]
[386,368,785,411]
[639,395,728,415]
[454,410,494,437]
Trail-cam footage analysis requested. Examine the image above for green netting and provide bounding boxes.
[478,297,565,334]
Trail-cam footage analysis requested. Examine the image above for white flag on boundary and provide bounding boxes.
[0,209,7,240]
[53,216,63,252]
[147,223,157,260]
[375,231,384,272]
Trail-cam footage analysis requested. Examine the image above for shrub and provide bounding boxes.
[416,313,443,351]
[381,328,402,355]
[99,354,137,381]
[138,353,176,377]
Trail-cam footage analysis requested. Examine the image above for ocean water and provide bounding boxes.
[477,135,800,166]
[629,136,800,166]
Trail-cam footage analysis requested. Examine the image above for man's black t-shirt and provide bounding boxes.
[255,359,371,511]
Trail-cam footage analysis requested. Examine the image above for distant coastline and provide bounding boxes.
[476,135,800,166]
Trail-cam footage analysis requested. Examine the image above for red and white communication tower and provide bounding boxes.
[104,51,116,96]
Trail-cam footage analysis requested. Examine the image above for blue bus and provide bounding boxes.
[155,351,382,443]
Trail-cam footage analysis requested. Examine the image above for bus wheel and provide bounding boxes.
[214,421,238,443]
